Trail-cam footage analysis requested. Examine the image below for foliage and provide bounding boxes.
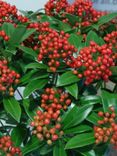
[0,0,117,156]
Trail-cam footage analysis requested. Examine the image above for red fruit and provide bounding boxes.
[65,99,71,105]
[55,124,61,129]
[113,125,117,131]
[52,134,58,141]
[44,119,50,125]
[98,111,104,117]
[50,128,55,134]
[37,126,43,132]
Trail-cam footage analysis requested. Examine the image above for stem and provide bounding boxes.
[54,73,58,86]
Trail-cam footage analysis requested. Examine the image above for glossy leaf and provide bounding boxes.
[68,34,82,49]
[24,62,48,71]
[58,21,71,32]
[81,150,96,156]
[62,105,79,127]
[57,71,80,87]
[101,90,117,112]
[92,12,117,30]
[21,28,36,42]
[20,70,37,85]
[53,141,67,156]
[22,136,42,155]
[87,112,101,125]
[23,99,36,120]
[11,126,27,146]
[65,83,78,99]
[2,22,15,36]
[3,97,21,122]
[80,95,101,105]
[23,78,48,98]
[64,125,92,134]
[8,25,26,47]
[65,132,95,149]
[65,13,80,25]
[40,144,53,155]
[86,31,104,46]
[63,105,93,129]
[19,46,38,58]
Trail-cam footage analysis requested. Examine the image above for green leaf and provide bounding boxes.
[58,21,71,32]
[23,99,36,120]
[62,105,79,127]
[11,126,27,146]
[65,132,95,149]
[40,144,53,155]
[87,112,101,125]
[23,78,48,98]
[80,95,101,105]
[53,141,67,156]
[65,13,80,25]
[65,83,78,99]
[21,28,36,42]
[3,97,21,122]
[64,125,92,134]
[101,90,117,112]
[2,22,15,36]
[86,31,104,46]
[22,136,42,155]
[110,66,117,76]
[57,71,80,87]
[24,62,48,71]
[63,105,93,129]
[20,70,37,85]
[19,46,38,58]
[68,34,82,49]
[81,150,96,156]
[8,25,26,47]
[92,12,117,30]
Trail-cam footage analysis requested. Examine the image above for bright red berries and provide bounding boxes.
[0,59,20,96]
[0,0,28,25]
[0,30,9,41]
[68,41,116,85]
[0,136,22,156]
[45,0,68,16]
[38,28,77,72]
[104,31,117,51]
[31,88,71,145]
[94,107,117,148]
[45,0,106,28]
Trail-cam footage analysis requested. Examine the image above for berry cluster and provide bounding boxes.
[66,0,92,17]
[94,107,117,148]
[0,59,20,96]
[45,0,68,16]
[0,0,17,25]
[104,31,117,51]
[38,29,77,72]
[40,88,71,110]
[68,41,115,85]
[0,30,9,41]
[31,88,71,145]
[16,15,29,23]
[45,0,105,28]
[0,0,28,26]
[0,136,22,156]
